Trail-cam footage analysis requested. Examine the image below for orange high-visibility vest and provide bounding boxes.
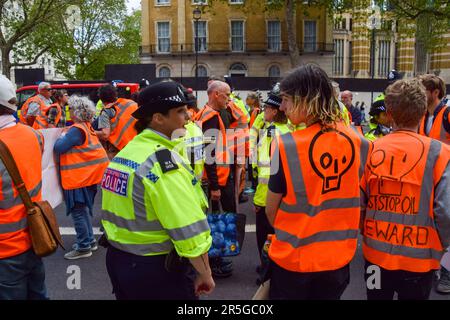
[60,122,109,190]
[32,103,63,129]
[195,105,231,187]
[249,108,261,129]
[362,131,450,272]
[419,102,449,145]
[228,101,250,158]
[104,98,138,150]
[19,95,48,126]
[0,124,43,259]
[269,122,372,273]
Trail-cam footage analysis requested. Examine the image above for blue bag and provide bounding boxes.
[207,213,247,258]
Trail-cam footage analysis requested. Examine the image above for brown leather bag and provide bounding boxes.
[0,140,64,257]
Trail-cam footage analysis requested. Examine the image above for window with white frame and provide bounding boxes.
[155,0,170,5]
[194,21,207,52]
[229,0,244,3]
[377,40,391,77]
[267,21,281,52]
[231,21,245,52]
[229,63,247,77]
[158,66,171,78]
[304,21,317,52]
[157,22,171,53]
[193,0,207,4]
[196,65,208,77]
[268,65,281,78]
[333,39,345,76]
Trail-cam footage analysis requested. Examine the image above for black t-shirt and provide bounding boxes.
[268,147,287,196]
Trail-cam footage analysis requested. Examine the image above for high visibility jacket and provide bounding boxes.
[195,105,231,187]
[101,129,211,257]
[183,121,205,180]
[419,100,449,145]
[253,122,291,207]
[365,122,391,142]
[60,122,109,190]
[0,124,43,259]
[19,95,48,125]
[249,108,261,129]
[96,100,104,117]
[362,131,450,272]
[32,103,63,129]
[104,98,138,150]
[338,101,351,126]
[269,122,372,272]
[228,102,250,159]
[231,93,250,124]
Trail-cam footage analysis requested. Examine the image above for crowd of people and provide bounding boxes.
[0,62,448,300]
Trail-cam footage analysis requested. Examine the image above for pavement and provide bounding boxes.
[44,189,450,300]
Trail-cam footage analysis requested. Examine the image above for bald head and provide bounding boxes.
[341,90,353,108]
[207,81,231,110]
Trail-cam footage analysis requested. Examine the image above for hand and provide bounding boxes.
[252,166,258,179]
[211,189,221,201]
[194,273,215,296]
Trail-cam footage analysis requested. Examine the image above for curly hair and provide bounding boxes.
[280,64,342,127]
[68,95,96,123]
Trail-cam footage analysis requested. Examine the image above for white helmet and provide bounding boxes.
[0,75,17,111]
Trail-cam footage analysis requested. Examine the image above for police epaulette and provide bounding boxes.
[155,149,179,173]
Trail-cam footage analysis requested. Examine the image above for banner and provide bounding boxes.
[40,128,64,209]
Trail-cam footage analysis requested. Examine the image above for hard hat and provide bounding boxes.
[0,75,17,111]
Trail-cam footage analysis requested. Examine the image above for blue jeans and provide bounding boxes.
[71,203,95,251]
[0,250,48,300]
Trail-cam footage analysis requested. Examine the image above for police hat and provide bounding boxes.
[369,99,387,116]
[139,78,150,89]
[387,70,402,83]
[264,93,282,109]
[132,81,188,119]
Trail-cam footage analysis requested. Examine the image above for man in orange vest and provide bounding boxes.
[95,84,139,159]
[0,75,47,299]
[33,89,69,129]
[195,80,235,278]
[361,79,450,300]
[19,82,53,127]
[266,64,372,300]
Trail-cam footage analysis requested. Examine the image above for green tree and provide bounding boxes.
[50,0,141,80]
[0,0,66,79]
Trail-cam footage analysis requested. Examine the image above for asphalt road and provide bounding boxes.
[44,190,450,301]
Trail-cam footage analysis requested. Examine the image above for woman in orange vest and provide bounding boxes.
[33,90,69,129]
[361,79,450,300]
[265,64,372,300]
[55,96,109,260]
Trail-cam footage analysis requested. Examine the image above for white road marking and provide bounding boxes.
[59,225,258,235]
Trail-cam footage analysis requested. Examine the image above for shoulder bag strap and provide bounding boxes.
[0,140,35,209]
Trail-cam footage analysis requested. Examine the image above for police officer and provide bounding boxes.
[101,81,215,300]
[365,99,391,141]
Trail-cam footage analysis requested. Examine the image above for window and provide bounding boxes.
[193,0,207,4]
[158,66,171,78]
[155,0,170,5]
[268,65,281,78]
[304,21,317,52]
[377,40,391,77]
[229,0,244,3]
[194,21,207,52]
[196,65,208,77]
[229,63,247,77]
[267,21,281,52]
[157,22,171,53]
[415,40,429,75]
[231,21,244,52]
[333,39,345,76]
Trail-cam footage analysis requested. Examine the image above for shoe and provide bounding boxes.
[239,194,249,204]
[436,267,450,294]
[211,264,233,278]
[64,249,92,260]
[72,241,98,252]
[244,187,255,195]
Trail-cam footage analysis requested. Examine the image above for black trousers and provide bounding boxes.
[255,206,275,263]
[211,173,236,213]
[106,246,196,300]
[364,261,434,300]
[269,261,350,300]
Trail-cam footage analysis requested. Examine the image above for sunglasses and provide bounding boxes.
[42,88,53,91]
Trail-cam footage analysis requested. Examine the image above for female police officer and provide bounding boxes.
[101,81,215,300]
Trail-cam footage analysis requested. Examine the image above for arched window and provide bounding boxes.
[268,65,281,78]
[229,63,247,77]
[158,66,171,78]
[196,65,208,77]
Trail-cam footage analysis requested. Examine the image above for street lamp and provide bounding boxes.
[367,5,381,105]
[193,6,202,97]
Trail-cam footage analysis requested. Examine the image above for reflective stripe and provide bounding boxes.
[364,237,443,260]
[112,117,135,147]
[257,162,271,168]
[279,133,360,215]
[0,162,14,203]
[276,228,358,248]
[34,118,46,128]
[365,210,435,227]
[108,239,173,256]
[60,157,109,171]
[101,210,163,232]
[418,140,441,219]
[258,177,269,185]
[110,101,135,131]
[0,182,42,209]
[186,136,203,145]
[0,217,28,234]
[29,127,44,152]
[66,143,104,154]
[166,219,210,241]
